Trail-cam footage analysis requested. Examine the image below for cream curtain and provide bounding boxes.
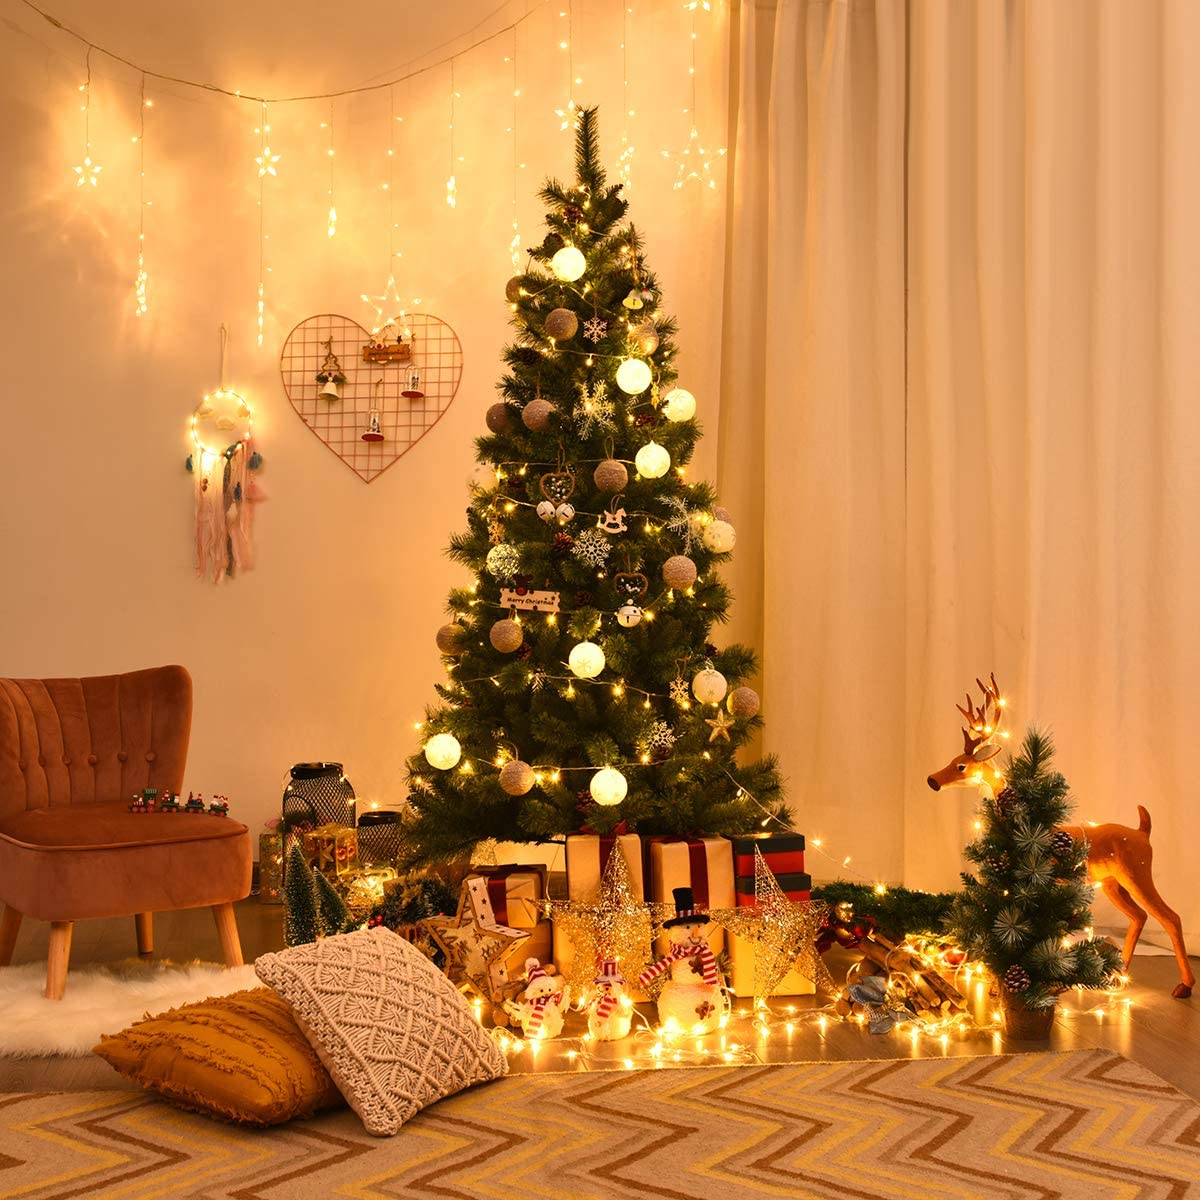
[720,0,1200,949]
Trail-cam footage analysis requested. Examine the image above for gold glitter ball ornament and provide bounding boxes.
[489,618,524,653]
[498,759,535,795]
[593,458,629,492]
[486,403,514,434]
[662,554,698,589]
[545,308,579,340]
[728,686,761,720]
[436,622,469,656]
[522,398,555,432]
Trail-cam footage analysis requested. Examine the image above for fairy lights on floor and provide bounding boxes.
[73,46,101,187]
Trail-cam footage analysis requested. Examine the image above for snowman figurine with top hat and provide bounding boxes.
[586,957,632,1041]
[637,887,727,1035]
[504,958,570,1040]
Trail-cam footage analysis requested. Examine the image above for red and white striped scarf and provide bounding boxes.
[525,991,563,1034]
[593,990,619,1020]
[636,941,718,989]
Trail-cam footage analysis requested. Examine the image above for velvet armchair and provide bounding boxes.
[0,665,251,998]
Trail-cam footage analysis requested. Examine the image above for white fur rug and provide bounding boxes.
[0,960,259,1057]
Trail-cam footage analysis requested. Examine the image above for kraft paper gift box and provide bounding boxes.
[646,836,735,955]
[473,864,549,930]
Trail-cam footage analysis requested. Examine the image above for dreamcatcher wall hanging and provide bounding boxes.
[184,325,266,583]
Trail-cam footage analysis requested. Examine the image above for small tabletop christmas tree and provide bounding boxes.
[946,729,1121,1023]
[404,110,787,862]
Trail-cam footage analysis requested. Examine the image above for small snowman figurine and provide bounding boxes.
[504,958,569,1040]
[638,887,726,1036]
[586,958,632,1042]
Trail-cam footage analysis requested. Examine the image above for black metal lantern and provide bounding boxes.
[282,762,356,828]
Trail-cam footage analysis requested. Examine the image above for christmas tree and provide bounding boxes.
[404,110,787,863]
[283,842,350,945]
[945,729,1122,1010]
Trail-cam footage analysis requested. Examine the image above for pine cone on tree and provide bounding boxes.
[562,203,583,223]
[1049,830,1075,858]
[1003,964,1031,993]
[551,532,575,557]
[574,589,595,607]
[994,786,1019,816]
[985,852,1010,874]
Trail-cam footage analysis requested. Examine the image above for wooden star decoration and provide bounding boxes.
[710,847,835,1002]
[424,874,529,1003]
[545,843,661,995]
[705,710,735,741]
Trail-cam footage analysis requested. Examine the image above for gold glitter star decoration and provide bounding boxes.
[710,847,835,1002]
[705,709,735,741]
[545,843,659,995]
[425,873,529,1003]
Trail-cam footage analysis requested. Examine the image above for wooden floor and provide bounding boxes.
[2,898,1197,1099]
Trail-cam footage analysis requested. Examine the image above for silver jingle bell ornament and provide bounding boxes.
[617,602,643,628]
[536,499,557,523]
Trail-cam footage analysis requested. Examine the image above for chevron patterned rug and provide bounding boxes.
[2,1049,1197,1199]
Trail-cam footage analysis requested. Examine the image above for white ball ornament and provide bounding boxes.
[424,733,462,770]
[489,618,524,653]
[616,358,653,395]
[467,462,499,492]
[692,667,728,705]
[662,387,697,422]
[568,641,606,679]
[617,602,643,628]
[522,398,554,432]
[702,519,736,553]
[635,441,671,479]
[662,554,698,589]
[590,766,628,807]
[499,759,536,796]
[728,686,761,720]
[551,246,587,281]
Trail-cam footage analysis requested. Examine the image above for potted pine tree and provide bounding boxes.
[945,730,1123,1039]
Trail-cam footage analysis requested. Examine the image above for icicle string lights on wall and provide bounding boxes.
[25,0,729,340]
[133,72,148,314]
[665,1,726,190]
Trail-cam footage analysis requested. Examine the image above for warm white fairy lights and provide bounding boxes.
[132,73,148,314]
[73,46,101,187]
[665,1,726,190]
[554,0,580,132]
[325,101,337,237]
[618,3,635,188]
[252,102,273,345]
[507,33,523,269]
[446,60,459,209]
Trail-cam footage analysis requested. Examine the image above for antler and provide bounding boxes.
[956,673,1004,752]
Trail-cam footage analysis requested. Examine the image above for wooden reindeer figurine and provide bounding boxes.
[928,675,1194,999]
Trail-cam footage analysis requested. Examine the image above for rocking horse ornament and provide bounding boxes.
[927,674,1194,999]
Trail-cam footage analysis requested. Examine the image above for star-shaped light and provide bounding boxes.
[705,709,735,741]
[255,145,280,177]
[710,847,834,1002]
[361,275,420,336]
[74,155,101,187]
[664,125,727,192]
[425,874,529,1003]
[545,844,660,995]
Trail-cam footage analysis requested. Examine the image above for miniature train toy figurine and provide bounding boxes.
[208,796,230,816]
[127,789,230,815]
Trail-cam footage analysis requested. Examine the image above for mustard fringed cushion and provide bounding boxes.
[255,927,506,1136]
[93,987,344,1126]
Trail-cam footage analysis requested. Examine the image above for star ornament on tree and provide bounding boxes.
[545,844,659,995]
[711,847,835,1002]
[705,709,735,741]
[424,874,529,1003]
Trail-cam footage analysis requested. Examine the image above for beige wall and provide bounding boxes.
[0,1,731,847]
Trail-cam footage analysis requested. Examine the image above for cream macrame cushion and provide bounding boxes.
[255,927,506,1136]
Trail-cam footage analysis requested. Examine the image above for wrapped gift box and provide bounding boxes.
[646,836,735,955]
[303,822,359,878]
[735,871,812,906]
[473,864,548,930]
[730,832,806,876]
[565,833,644,901]
[728,931,817,998]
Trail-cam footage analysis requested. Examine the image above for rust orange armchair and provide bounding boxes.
[0,665,251,999]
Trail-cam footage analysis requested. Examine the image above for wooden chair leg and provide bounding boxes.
[0,905,23,967]
[211,903,244,968]
[135,912,154,957]
[45,922,74,1000]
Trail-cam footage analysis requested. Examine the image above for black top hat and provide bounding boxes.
[662,886,711,928]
